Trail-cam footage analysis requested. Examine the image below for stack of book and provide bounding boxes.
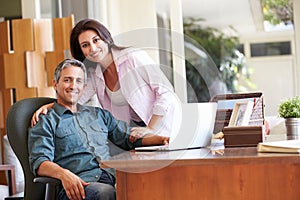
[257,139,300,153]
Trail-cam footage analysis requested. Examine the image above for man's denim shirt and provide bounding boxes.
[28,103,142,182]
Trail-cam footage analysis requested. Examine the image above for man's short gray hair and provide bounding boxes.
[54,59,87,83]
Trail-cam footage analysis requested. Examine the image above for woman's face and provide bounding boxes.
[78,30,109,63]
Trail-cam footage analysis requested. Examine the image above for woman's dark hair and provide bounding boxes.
[70,19,125,62]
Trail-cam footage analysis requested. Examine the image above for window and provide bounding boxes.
[250,41,291,57]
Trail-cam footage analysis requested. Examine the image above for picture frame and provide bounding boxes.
[228,100,254,127]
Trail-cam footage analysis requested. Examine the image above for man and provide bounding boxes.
[28,59,169,200]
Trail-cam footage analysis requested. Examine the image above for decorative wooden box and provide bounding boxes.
[210,92,265,147]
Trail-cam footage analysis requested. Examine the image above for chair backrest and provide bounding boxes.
[6,97,55,200]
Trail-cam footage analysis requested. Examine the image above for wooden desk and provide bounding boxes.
[101,147,300,200]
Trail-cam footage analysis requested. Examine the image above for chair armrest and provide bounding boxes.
[33,177,61,185]
[34,177,61,200]
[0,164,17,196]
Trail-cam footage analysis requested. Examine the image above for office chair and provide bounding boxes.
[6,97,61,200]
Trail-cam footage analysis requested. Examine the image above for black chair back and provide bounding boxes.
[6,97,55,200]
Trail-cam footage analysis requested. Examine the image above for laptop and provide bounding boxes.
[135,102,218,151]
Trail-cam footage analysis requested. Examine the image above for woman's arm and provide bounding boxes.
[121,49,177,123]
[141,134,169,146]
[147,114,163,132]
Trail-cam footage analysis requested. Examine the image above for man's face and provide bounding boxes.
[53,66,86,108]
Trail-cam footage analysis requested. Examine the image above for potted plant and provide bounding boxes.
[278,96,300,139]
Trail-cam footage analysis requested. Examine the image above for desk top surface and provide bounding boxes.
[101,145,300,172]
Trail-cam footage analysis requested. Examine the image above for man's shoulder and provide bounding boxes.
[80,105,108,115]
[37,108,60,123]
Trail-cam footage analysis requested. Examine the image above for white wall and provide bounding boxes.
[107,0,157,34]
[294,0,300,95]
[240,30,296,116]
[106,0,160,63]
[247,56,294,116]
[21,0,41,18]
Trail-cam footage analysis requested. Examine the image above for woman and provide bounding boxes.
[32,19,180,136]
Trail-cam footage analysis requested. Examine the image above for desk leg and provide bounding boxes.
[116,171,127,200]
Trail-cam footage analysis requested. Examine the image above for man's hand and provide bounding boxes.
[60,168,90,200]
[37,161,89,200]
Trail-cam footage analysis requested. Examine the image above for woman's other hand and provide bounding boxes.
[129,127,153,143]
[31,103,54,127]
